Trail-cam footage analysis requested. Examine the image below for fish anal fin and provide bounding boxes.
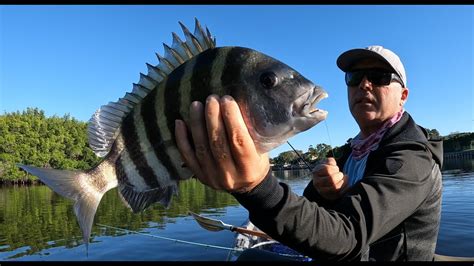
[118,184,178,213]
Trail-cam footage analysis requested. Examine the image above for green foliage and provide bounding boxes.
[443,132,474,152]
[306,144,332,162]
[0,108,100,183]
[272,144,333,167]
[427,128,441,139]
[273,150,300,166]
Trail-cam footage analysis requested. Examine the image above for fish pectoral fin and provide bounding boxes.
[118,184,178,213]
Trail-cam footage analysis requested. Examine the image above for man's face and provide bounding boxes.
[347,58,409,134]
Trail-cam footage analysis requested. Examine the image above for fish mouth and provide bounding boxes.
[296,86,328,119]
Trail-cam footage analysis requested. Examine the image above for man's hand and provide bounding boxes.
[312,157,349,201]
[174,94,270,193]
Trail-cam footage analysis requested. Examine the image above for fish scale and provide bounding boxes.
[18,18,328,249]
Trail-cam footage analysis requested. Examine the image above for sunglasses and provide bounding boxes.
[345,68,405,88]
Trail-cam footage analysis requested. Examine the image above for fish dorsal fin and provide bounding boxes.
[87,18,216,157]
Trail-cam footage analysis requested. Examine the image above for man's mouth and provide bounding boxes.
[356,97,375,105]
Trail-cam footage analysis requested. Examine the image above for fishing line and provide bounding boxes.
[324,119,336,158]
[96,223,243,252]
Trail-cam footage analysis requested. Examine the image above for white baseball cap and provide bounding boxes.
[337,45,407,87]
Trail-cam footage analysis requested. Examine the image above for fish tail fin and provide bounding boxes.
[17,163,116,249]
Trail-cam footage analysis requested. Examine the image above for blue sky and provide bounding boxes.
[1,5,473,158]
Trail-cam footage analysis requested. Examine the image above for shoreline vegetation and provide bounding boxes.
[1,108,473,185]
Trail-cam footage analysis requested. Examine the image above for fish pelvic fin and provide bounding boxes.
[17,163,117,249]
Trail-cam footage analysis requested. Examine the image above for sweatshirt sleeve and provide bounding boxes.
[231,141,436,261]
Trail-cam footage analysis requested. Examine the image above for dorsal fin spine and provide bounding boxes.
[88,19,216,157]
[131,84,148,98]
[138,73,158,90]
[162,43,180,67]
[153,54,172,74]
[179,21,200,55]
[157,53,176,71]
[171,32,193,60]
[191,35,204,53]
[163,43,185,64]
[107,102,131,113]
[146,63,167,81]
[123,93,141,104]
[193,18,209,50]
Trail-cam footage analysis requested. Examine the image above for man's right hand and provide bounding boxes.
[312,157,349,201]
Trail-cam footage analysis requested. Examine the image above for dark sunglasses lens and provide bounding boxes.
[366,72,392,86]
[345,72,364,86]
[345,70,395,86]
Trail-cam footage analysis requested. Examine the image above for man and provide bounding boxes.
[175,45,443,261]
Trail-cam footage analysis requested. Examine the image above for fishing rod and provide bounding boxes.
[96,223,243,252]
[286,120,336,169]
[286,141,312,170]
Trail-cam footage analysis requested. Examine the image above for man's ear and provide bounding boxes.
[400,87,409,106]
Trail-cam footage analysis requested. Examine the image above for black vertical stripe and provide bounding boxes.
[120,113,160,188]
[221,47,250,96]
[115,155,128,185]
[189,48,220,104]
[185,48,220,152]
[164,59,186,139]
[141,85,180,181]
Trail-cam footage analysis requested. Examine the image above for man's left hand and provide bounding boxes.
[174,94,270,193]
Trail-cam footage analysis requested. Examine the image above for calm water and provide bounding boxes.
[0,170,473,261]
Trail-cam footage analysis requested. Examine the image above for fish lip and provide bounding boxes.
[296,86,328,118]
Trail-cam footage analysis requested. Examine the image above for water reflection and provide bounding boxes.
[1,172,473,260]
[0,178,239,259]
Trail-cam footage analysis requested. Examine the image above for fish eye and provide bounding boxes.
[259,72,279,89]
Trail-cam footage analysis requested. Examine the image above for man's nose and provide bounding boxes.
[358,76,373,91]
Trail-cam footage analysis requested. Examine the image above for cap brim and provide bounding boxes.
[336,49,396,73]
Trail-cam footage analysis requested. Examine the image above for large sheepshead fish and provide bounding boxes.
[18,18,328,248]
